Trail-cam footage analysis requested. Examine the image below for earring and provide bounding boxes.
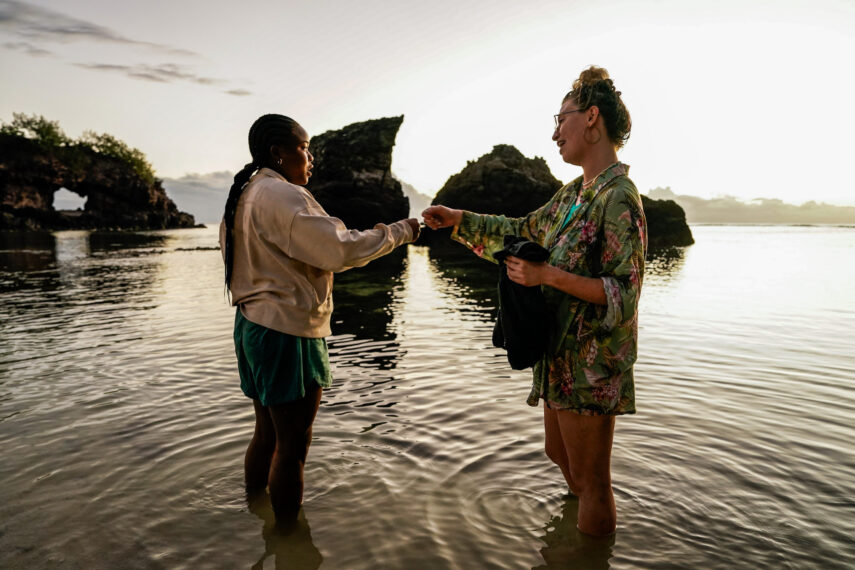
[276,157,283,166]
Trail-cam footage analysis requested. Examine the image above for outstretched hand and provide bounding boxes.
[505,256,551,287]
[422,205,463,229]
[404,218,421,242]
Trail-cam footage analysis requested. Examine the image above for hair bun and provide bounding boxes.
[576,65,610,86]
[564,65,631,149]
[571,66,622,97]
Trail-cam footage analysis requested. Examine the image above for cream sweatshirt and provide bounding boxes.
[219,168,414,338]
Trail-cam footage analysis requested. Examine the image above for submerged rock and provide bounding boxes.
[0,134,195,231]
[306,116,409,230]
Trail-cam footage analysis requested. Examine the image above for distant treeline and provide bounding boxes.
[649,187,855,225]
[0,113,156,185]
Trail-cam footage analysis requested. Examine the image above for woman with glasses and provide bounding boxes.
[422,66,646,536]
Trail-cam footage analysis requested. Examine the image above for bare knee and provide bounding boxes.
[572,475,616,534]
[274,438,308,465]
[573,478,612,500]
[252,400,275,443]
[251,425,276,456]
[569,462,611,493]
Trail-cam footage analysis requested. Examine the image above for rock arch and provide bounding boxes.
[1,134,195,230]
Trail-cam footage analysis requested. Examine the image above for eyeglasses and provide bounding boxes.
[554,109,584,128]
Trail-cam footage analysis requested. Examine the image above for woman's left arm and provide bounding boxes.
[504,259,607,304]
[596,186,646,330]
[505,184,646,321]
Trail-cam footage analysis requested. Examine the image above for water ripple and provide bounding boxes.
[1,226,854,569]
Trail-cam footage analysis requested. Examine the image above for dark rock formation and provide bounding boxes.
[0,133,196,231]
[417,144,562,245]
[432,144,562,216]
[641,194,694,248]
[306,116,409,230]
[419,143,693,249]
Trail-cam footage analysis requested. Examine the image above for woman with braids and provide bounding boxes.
[220,114,419,521]
[423,66,646,536]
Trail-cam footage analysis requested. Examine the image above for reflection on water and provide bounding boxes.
[1,225,854,569]
[0,230,171,297]
[427,240,498,314]
[328,248,405,371]
[645,245,687,277]
[0,231,170,373]
[0,231,57,274]
[534,497,615,570]
[426,241,691,314]
[247,493,323,570]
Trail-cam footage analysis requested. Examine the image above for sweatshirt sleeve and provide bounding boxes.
[286,208,413,272]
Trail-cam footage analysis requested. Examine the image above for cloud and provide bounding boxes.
[161,171,234,223]
[647,187,855,225]
[0,0,196,56]
[164,169,435,222]
[2,40,51,56]
[75,62,224,86]
[0,1,249,94]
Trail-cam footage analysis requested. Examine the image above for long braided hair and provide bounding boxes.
[222,114,301,289]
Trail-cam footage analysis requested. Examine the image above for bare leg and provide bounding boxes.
[267,385,322,521]
[544,403,577,495]
[245,398,276,491]
[555,410,616,536]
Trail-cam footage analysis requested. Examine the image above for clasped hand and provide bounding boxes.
[421,205,462,229]
[505,256,549,287]
[422,206,548,287]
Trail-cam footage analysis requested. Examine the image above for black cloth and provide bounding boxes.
[492,236,550,370]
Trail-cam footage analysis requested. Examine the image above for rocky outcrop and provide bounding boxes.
[417,144,562,245]
[420,144,693,249]
[0,133,196,231]
[641,194,694,248]
[432,144,562,217]
[306,116,409,230]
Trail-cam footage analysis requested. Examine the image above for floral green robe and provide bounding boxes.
[451,162,647,415]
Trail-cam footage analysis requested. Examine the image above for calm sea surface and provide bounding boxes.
[1,225,854,569]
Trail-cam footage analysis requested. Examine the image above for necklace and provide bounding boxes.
[581,162,618,188]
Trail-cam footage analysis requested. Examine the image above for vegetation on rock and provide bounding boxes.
[0,114,194,231]
[1,113,157,185]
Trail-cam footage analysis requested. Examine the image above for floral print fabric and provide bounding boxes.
[451,162,647,415]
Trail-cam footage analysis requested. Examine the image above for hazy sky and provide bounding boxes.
[2,0,854,205]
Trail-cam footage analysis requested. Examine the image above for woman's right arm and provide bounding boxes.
[286,209,417,272]
[422,199,554,264]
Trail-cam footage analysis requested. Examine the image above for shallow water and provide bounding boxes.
[1,225,854,569]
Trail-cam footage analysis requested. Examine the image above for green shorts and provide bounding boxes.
[233,308,332,406]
